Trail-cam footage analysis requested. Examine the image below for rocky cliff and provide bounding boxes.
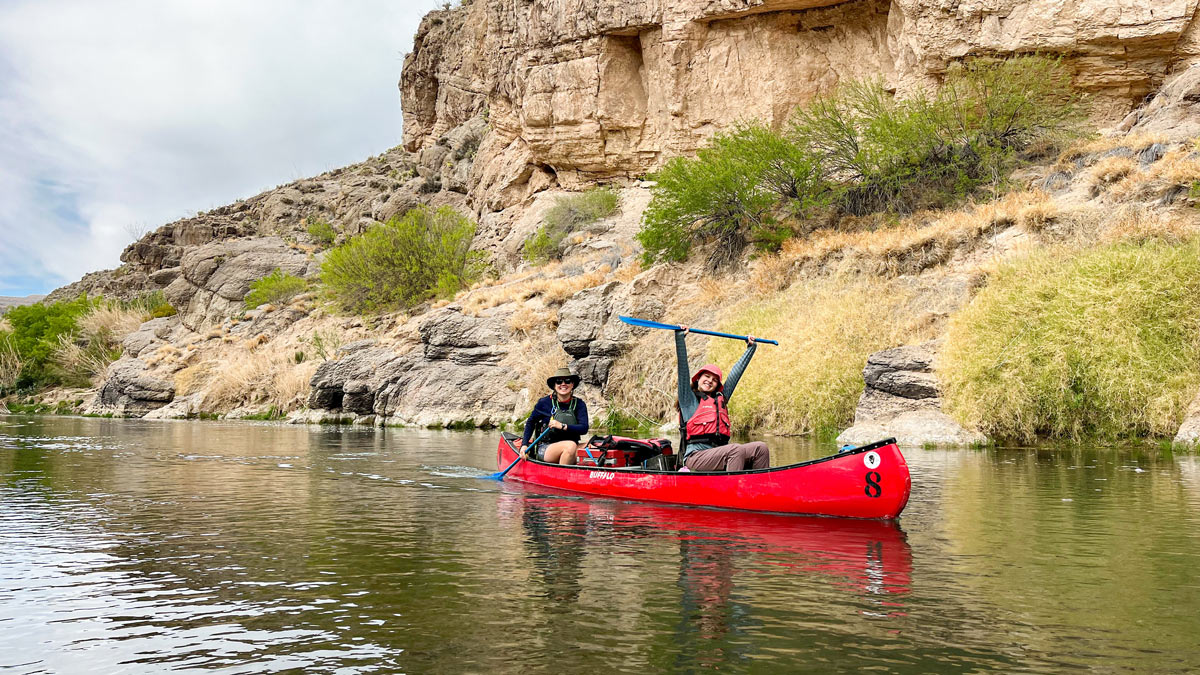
[33,1,1200,445]
[404,0,1200,192]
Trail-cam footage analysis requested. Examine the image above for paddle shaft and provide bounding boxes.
[618,315,778,345]
[493,426,552,480]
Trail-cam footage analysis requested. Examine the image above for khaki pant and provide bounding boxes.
[683,442,770,472]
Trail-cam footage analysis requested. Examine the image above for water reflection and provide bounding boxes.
[500,488,913,669]
[4,416,1200,672]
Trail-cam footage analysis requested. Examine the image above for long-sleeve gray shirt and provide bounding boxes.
[676,330,756,457]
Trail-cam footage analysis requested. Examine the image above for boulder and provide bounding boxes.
[143,393,202,420]
[838,340,987,447]
[122,317,178,358]
[88,357,175,417]
[306,307,524,426]
[1173,389,1200,445]
[164,237,311,331]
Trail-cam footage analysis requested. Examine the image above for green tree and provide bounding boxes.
[322,205,485,314]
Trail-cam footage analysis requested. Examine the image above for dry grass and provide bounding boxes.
[1057,132,1167,168]
[52,335,115,386]
[505,336,572,402]
[77,304,149,341]
[708,275,940,435]
[143,343,183,368]
[1099,207,1200,245]
[462,266,610,315]
[613,261,641,283]
[776,190,1055,278]
[605,331,690,423]
[507,305,555,339]
[198,345,318,412]
[174,362,213,396]
[0,338,21,390]
[1103,147,1200,202]
[1154,149,1200,186]
[1089,156,1137,189]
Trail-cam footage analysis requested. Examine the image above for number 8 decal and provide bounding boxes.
[863,450,883,497]
[864,471,882,498]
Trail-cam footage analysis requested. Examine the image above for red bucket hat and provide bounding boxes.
[691,364,724,390]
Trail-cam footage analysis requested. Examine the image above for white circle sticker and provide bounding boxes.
[863,451,881,470]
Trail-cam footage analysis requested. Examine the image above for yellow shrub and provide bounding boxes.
[939,238,1200,440]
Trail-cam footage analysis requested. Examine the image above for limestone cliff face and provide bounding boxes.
[403,0,1200,204]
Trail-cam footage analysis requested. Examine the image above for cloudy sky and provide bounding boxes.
[0,0,445,297]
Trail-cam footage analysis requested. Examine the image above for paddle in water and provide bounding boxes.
[488,426,552,480]
[618,316,779,345]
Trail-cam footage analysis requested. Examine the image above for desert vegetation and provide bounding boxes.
[321,205,485,314]
[0,292,171,390]
[524,187,620,263]
[245,268,308,309]
[939,238,1200,441]
[638,56,1084,268]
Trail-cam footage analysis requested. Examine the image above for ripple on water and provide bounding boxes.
[3,421,1200,672]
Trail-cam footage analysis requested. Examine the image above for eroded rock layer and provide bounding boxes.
[403,0,1200,201]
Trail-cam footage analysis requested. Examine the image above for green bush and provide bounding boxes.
[638,123,823,267]
[244,268,307,309]
[306,218,337,246]
[638,56,1083,266]
[940,238,1200,441]
[3,295,96,388]
[524,187,620,263]
[127,290,176,318]
[321,205,485,314]
[792,55,1082,215]
[522,226,559,264]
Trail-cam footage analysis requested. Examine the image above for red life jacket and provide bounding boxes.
[684,393,731,446]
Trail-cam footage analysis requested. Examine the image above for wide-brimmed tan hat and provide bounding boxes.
[546,367,581,389]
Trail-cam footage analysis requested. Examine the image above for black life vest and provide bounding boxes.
[542,397,578,443]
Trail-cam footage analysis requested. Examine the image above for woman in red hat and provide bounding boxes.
[675,328,770,471]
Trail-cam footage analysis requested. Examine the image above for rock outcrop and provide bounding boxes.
[304,306,527,426]
[1125,61,1200,141]
[837,340,985,447]
[88,357,176,417]
[403,0,1200,201]
[162,237,317,331]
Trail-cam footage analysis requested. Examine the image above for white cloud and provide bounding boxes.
[0,0,444,296]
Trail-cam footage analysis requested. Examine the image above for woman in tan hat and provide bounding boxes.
[517,367,590,465]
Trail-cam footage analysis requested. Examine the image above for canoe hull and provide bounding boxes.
[496,433,911,519]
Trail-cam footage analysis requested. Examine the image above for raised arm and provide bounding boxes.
[675,329,696,412]
[721,340,758,401]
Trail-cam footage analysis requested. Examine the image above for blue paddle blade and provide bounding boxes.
[618,315,779,345]
[619,316,680,331]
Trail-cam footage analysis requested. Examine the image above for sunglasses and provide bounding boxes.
[551,379,575,386]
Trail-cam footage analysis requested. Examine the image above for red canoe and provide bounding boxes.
[496,433,912,519]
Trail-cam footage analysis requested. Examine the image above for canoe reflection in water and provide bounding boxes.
[499,489,912,652]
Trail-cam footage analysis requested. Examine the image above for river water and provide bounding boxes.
[1,415,1199,673]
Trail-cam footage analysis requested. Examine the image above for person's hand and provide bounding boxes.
[549,419,565,430]
[678,325,689,334]
[747,335,756,344]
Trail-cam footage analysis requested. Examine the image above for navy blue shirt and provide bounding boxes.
[522,395,589,445]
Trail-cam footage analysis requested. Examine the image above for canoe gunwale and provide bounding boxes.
[499,431,899,477]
